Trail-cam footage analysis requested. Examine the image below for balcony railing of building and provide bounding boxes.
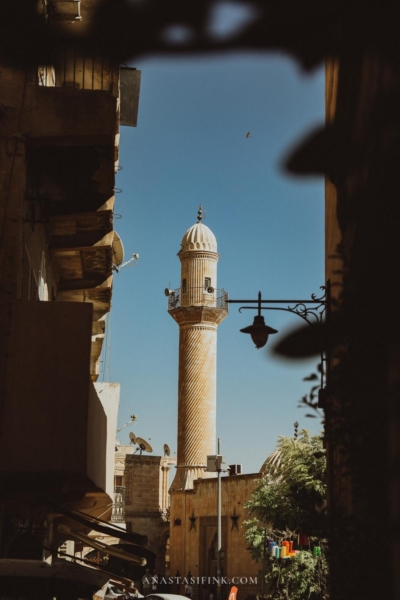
[111,486,126,523]
[167,287,228,311]
[34,49,118,93]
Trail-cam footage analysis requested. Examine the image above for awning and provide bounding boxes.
[57,525,146,566]
[0,557,108,588]
[52,504,147,546]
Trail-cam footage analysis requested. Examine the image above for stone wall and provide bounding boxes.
[170,473,261,580]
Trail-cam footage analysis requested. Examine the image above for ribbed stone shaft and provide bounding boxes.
[171,321,217,490]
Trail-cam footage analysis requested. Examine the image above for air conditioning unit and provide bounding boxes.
[229,464,242,476]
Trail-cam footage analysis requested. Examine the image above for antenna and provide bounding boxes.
[117,414,138,433]
[136,437,153,454]
[164,444,171,457]
[129,432,137,445]
[112,232,124,267]
[114,253,139,271]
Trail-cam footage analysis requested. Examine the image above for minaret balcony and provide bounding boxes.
[167,287,228,327]
[167,287,228,310]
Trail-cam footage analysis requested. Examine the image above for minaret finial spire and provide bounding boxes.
[197,205,203,223]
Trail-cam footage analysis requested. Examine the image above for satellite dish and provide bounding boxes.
[129,432,137,445]
[207,286,214,293]
[136,437,153,453]
[164,288,173,297]
[164,444,171,457]
[112,231,125,266]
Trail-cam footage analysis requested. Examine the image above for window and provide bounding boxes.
[37,65,55,87]
[204,277,211,291]
[182,279,187,293]
[38,252,49,301]
[115,475,123,487]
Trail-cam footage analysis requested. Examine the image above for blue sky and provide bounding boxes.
[106,51,325,474]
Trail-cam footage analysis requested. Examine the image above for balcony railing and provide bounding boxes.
[111,486,125,523]
[35,50,117,93]
[167,287,228,311]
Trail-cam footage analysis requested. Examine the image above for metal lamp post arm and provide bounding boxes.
[228,286,328,326]
[238,304,325,326]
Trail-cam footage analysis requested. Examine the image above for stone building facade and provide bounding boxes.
[169,473,260,581]
[114,446,176,574]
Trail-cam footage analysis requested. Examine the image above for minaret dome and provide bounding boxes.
[181,222,217,253]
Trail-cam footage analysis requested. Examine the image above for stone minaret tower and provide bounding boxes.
[168,207,228,491]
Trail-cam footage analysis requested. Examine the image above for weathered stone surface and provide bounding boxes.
[169,474,260,579]
[114,447,175,570]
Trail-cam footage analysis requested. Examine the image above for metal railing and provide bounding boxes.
[35,49,117,93]
[111,486,125,523]
[167,287,228,311]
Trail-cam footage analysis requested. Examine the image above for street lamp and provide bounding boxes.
[207,441,225,600]
[227,284,329,397]
[239,303,278,349]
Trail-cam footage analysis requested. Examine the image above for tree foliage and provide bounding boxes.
[244,430,328,599]
[262,549,329,600]
[246,430,327,538]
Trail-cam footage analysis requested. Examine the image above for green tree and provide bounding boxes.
[244,430,328,599]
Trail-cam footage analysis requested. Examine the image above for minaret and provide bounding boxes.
[168,207,228,490]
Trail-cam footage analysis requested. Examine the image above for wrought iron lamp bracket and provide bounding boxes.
[230,286,328,326]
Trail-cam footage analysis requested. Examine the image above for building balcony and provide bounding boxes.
[22,85,118,147]
[34,50,117,94]
[8,49,119,147]
[0,301,119,510]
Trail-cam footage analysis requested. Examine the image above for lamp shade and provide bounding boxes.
[240,315,278,349]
